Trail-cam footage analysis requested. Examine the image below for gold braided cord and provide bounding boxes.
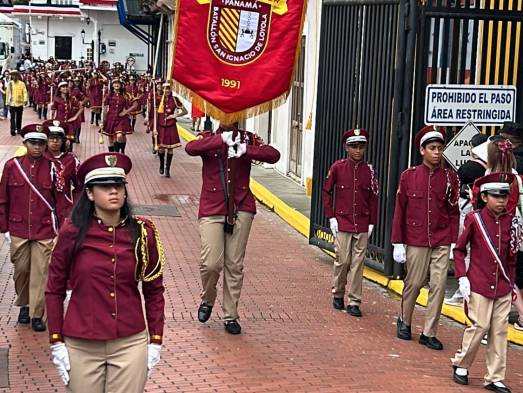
[134,219,165,282]
[143,225,165,282]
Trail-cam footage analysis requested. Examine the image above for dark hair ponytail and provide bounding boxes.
[70,185,140,254]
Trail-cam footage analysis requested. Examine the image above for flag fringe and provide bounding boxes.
[170,0,308,124]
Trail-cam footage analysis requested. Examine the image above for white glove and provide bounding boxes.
[221,131,235,146]
[147,343,162,377]
[227,145,236,159]
[329,217,338,237]
[392,244,407,264]
[459,277,471,303]
[368,225,374,238]
[235,142,247,158]
[449,243,456,260]
[3,232,11,244]
[51,342,70,385]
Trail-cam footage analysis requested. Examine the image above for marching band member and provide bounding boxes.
[44,122,80,225]
[86,70,107,126]
[322,128,379,316]
[50,81,83,152]
[392,125,460,350]
[0,124,58,332]
[46,152,165,392]
[185,123,280,334]
[70,77,88,143]
[155,82,187,178]
[35,72,51,120]
[451,173,518,393]
[102,79,137,154]
[125,75,144,131]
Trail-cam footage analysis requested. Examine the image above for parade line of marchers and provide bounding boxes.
[431,107,512,121]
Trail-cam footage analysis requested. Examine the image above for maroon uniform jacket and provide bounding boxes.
[185,130,280,218]
[45,217,165,344]
[0,155,57,240]
[391,164,460,247]
[322,158,379,233]
[454,208,516,299]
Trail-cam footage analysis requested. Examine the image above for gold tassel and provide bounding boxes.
[98,133,104,144]
[305,112,312,130]
[134,220,165,282]
[158,91,166,114]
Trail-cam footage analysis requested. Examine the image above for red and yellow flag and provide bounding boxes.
[171,0,307,123]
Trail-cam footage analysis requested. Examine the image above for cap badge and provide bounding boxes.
[53,120,60,127]
[105,155,118,167]
[354,129,360,136]
[36,125,43,132]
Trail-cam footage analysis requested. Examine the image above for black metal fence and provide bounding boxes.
[310,0,523,276]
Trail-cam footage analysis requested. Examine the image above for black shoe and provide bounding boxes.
[197,303,213,323]
[17,306,30,324]
[396,317,412,340]
[452,366,469,385]
[346,305,362,317]
[31,318,46,332]
[332,297,344,310]
[419,334,443,350]
[224,319,241,335]
[484,382,512,393]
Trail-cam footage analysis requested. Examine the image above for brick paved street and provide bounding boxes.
[0,109,521,393]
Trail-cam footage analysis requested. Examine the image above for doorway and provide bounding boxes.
[55,36,72,60]
[289,36,305,179]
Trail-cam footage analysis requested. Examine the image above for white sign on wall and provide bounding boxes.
[443,122,481,171]
[425,84,516,126]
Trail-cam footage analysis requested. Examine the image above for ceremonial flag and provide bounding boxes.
[171,0,307,123]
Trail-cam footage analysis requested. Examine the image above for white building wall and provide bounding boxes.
[23,10,149,71]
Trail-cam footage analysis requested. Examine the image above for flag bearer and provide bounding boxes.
[322,128,379,317]
[451,173,517,393]
[392,125,460,350]
[185,124,280,334]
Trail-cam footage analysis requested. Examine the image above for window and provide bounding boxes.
[0,43,7,60]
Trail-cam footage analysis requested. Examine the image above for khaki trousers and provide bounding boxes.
[452,292,511,384]
[332,231,368,305]
[65,330,148,393]
[199,212,254,320]
[10,236,54,318]
[401,245,450,337]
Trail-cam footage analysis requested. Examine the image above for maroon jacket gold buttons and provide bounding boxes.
[322,158,378,233]
[391,164,460,247]
[185,130,280,218]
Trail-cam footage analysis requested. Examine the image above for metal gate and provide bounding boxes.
[310,0,411,274]
[310,0,523,277]
[412,0,523,142]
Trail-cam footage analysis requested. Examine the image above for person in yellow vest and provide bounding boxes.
[5,69,28,136]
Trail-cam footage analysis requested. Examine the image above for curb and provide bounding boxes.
[177,125,523,346]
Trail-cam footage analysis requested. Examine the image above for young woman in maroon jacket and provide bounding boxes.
[102,79,137,154]
[45,152,165,392]
[155,82,187,178]
[51,82,82,152]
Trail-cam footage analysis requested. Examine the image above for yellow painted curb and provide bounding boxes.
[178,124,523,346]
[177,125,196,142]
[250,178,310,237]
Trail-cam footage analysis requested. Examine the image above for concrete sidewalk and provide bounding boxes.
[0,110,521,392]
